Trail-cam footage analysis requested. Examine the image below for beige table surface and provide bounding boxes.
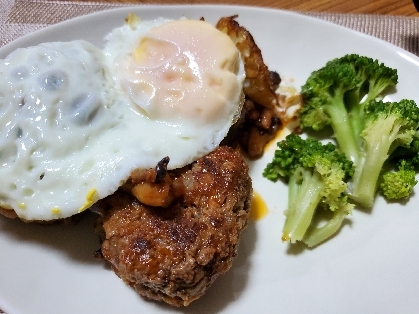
[70,0,419,16]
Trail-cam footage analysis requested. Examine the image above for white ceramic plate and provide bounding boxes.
[1,5,419,314]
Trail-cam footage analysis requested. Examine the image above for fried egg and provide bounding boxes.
[0,16,245,221]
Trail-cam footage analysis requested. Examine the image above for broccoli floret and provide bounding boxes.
[349,99,419,206]
[298,54,419,208]
[300,54,398,166]
[263,133,354,247]
[380,160,418,200]
[382,138,419,200]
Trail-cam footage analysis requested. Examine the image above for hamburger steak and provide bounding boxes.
[95,146,252,306]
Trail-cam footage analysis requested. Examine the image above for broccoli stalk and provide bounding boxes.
[263,134,354,247]
[283,167,324,242]
[299,54,416,208]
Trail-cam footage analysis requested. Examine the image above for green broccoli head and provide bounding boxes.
[383,138,419,201]
[263,133,354,181]
[390,136,419,171]
[299,59,361,131]
[380,161,418,200]
[337,54,398,104]
[364,99,419,127]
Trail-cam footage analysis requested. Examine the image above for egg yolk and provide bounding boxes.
[78,188,97,213]
[116,19,242,126]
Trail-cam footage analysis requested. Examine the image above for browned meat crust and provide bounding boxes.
[96,146,252,307]
[0,207,18,219]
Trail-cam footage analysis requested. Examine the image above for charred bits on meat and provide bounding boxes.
[155,156,170,183]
